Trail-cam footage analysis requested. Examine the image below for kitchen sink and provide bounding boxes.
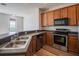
[0,35,31,54]
[0,35,30,49]
[5,41,26,48]
[18,36,29,41]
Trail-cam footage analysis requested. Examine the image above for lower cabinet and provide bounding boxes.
[26,41,32,56]
[68,35,78,53]
[46,32,53,46]
[26,36,37,56]
[26,33,47,56]
[42,33,47,45]
[32,36,37,54]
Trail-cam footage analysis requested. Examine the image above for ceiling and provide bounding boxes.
[0,3,76,15]
[0,3,75,9]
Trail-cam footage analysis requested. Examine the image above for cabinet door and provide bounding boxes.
[26,36,37,56]
[68,5,77,26]
[61,8,68,18]
[77,4,79,25]
[42,33,47,45]
[53,9,61,19]
[68,35,78,53]
[47,11,54,26]
[46,32,53,46]
[32,36,37,54]
[26,40,33,56]
[41,13,48,27]
[36,39,41,51]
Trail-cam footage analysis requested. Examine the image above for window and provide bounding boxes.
[9,19,16,32]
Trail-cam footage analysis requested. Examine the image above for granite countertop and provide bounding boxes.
[0,30,45,39]
[0,32,17,39]
[0,30,78,39]
[46,30,78,34]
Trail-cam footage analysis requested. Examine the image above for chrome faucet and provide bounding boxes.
[10,33,19,41]
[10,36,15,41]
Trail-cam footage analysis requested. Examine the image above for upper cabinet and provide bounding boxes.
[77,4,79,25]
[53,9,61,19]
[47,11,54,26]
[68,5,77,26]
[40,4,78,27]
[41,13,48,27]
[61,8,68,18]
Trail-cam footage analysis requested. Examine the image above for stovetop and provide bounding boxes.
[54,29,69,35]
[56,29,69,32]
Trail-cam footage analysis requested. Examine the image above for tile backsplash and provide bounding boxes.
[43,26,79,32]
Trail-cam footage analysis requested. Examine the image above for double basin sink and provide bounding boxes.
[5,40,26,48]
[2,35,30,49]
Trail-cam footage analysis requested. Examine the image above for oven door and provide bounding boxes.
[54,34,67,46]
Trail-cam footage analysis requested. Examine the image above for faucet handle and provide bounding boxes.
[11,36,14,41]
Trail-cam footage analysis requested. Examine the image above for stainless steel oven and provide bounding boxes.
[53,29,69,51]
[54,34,68,47]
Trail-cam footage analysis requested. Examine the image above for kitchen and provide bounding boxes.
[0,3,79,56]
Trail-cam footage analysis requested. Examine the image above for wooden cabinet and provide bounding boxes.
[26,36,37,56]
[41,11,54,26]
[46,32,53,46]
[26,40,33,56]
[68,35,78,53]
[42,33,47,45]
[26,33,47,56]
[41,13,48,27]
[47,11,54,26]
[61,8,68,18]
[32,36,37,54]
[77,4,79,25]
[68,5,77,26]
[53,9,61,19]
[40,4,78,26]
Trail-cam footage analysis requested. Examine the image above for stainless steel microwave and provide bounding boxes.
[54,18,68,26]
